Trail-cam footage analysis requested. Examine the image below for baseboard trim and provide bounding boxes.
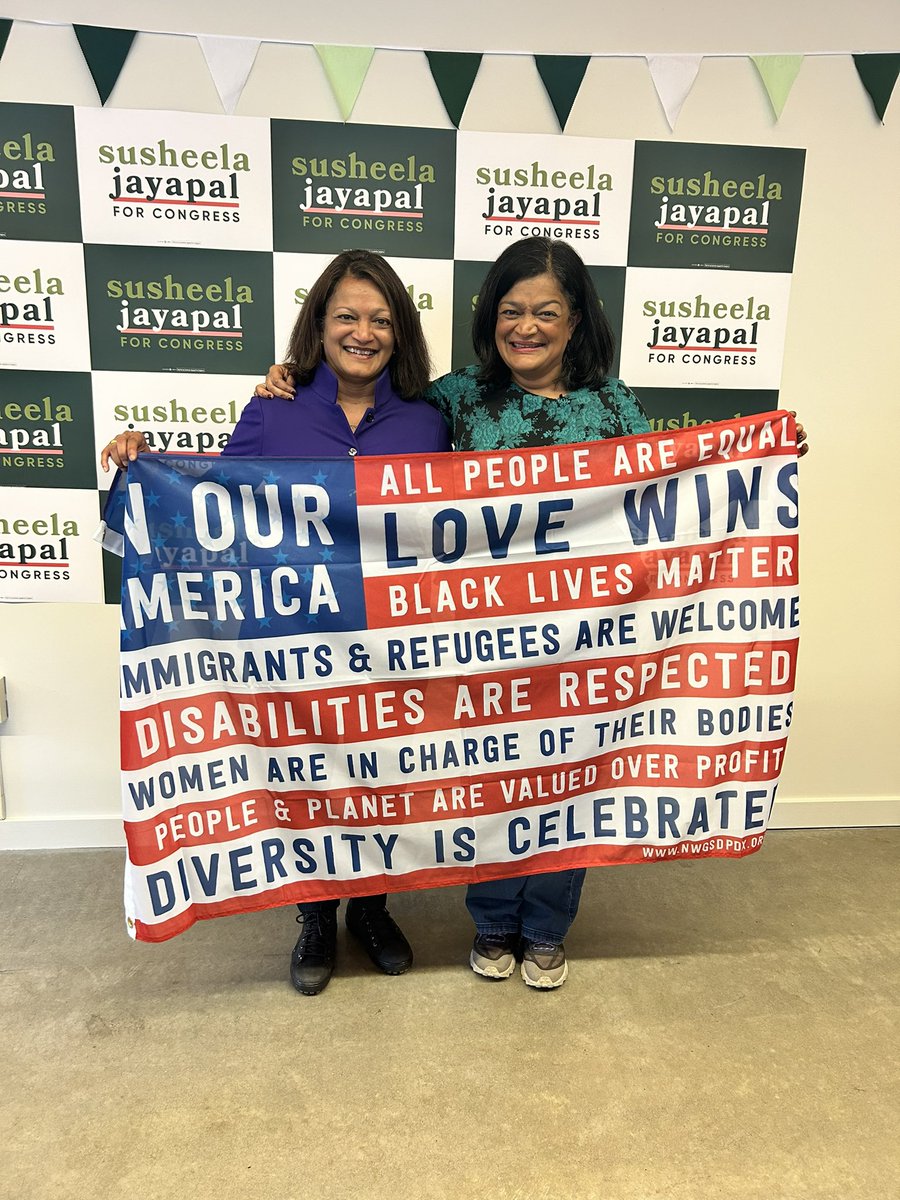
[768,796,900,829]
[0,797,898,850]
[0,817,126,850]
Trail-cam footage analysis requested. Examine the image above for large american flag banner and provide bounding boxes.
[101,412,800,942]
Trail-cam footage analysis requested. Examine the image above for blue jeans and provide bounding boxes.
[465,869,586,944]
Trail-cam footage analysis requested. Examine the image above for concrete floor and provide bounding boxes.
[1,830,897,1200]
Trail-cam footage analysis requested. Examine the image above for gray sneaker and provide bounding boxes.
[469,932,518,979]
[520,940,568,989]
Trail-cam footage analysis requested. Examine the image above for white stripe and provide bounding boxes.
[118,588,798,709]
[127,786,775,928]
[358,455,796,573]
[121,694,794,819]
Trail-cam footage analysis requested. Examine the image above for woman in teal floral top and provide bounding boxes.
[426,238,650,990]
[424,241,649,454]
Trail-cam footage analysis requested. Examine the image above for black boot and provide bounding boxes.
[290,909,337,995]
[345,898,413,975]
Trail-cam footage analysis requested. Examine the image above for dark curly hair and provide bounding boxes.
[471,237,615,391]
[284,250,432,399]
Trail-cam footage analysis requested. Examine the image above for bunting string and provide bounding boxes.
[0,22,895,127]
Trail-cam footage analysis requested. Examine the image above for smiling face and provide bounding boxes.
[494,272,579,394]
[321,275,395,393]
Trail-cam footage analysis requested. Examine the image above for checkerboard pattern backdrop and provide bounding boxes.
[0,101,804,603]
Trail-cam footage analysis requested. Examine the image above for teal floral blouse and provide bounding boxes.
[424,366,651,452]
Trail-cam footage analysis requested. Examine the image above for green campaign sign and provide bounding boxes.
[271,120,456,259]
[633,386,781,433]
[83,244,274,373]
[628,141,805,273]
[0,370,95,488]
[0,103,82,243]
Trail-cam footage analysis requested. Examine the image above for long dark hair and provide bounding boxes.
[471,237,615,391]
[284,250,432,399]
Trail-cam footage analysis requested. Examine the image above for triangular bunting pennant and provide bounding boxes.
[0,19,13,62]
[73,24,137,105]
[425,51,482,127]
[852,53,900,123]
[646,54,703,130]
[534,55,591,130]
[314,44,375,121]
[751,55,803,120]
[198,35,261,114]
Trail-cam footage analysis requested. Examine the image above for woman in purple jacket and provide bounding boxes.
[102,250,451,997]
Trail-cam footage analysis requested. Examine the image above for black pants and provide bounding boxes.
[297,893,387,915]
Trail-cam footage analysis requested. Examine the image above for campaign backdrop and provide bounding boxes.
[0,102,805,603]
[101,413,800,941]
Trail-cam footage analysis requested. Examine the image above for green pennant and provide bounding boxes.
[314,45,375,121]
[425,51,483,127]
[751,55,803,120]
[0,19,12,62]
[534,55,591,130]
[852,53,900,123]
[74,25,137,105]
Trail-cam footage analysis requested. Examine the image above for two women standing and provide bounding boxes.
[107,237,805,991]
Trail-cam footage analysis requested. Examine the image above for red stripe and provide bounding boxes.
[120,639,797,769]
[119,328,243,336]
[484,217,601,225]
[112,197,239,208]
[132,833,767,943]
[655,225,767,234]
[657,224,768,232]
[301,207,423,218]
[363,535,798,626]
[354,413,797,505]
[652,346,757,353]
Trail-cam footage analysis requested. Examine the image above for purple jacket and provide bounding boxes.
[222,361,451,459]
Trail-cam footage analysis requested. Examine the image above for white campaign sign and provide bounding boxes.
[74,108,274,252]
[0,241,90,373]
[618,267,794,391]
[454,131,635,265]
[0,486,104,603]
[91,372,257,486]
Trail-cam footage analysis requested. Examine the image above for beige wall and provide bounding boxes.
[1,2,898,845]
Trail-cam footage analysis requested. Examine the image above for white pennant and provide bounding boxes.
[198,35,261,114]
[646,54,703,130]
